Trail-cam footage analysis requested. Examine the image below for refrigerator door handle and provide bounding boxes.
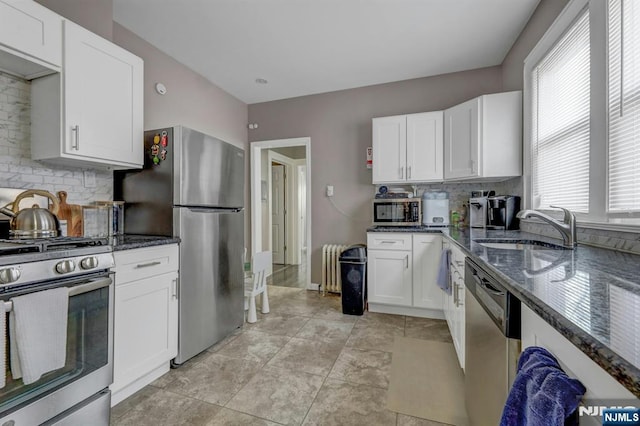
[185,207,244,213]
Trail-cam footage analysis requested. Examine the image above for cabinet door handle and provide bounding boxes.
[172,278,179,299]
[407,166,412,179]
[405,255,409,269]
[456,284,464,307]
[380,240,397,244]
[453,281,458,304]
[135,261,162,269]
[72,125,80,150]
[455,260,464,267]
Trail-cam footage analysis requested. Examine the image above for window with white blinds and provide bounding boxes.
[609,0,640,213]
[531,10,590,213]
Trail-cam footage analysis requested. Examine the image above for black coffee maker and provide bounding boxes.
[486,195,521,230]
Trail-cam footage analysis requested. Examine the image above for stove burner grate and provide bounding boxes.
[0,237,110,255]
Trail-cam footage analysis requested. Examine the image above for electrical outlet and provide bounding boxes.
[326,185,334,197]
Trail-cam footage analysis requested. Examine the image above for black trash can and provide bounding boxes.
[339,244,367,315]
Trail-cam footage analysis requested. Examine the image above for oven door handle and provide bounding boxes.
[3,277,112,313]
[68,277,112,297]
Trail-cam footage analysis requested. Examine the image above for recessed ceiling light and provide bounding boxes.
[255,78,268,84]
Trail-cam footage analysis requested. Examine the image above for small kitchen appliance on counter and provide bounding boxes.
[422,191,449,227]
[372,196,421,226]
[469,196,488,228]
[487,195,521,230]
[0,189,61,239]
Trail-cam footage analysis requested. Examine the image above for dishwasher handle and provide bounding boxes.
[472,273,505,296]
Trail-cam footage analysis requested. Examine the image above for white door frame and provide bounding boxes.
[251,137,312,289]
[267,151,304,266]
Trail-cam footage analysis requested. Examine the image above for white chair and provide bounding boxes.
[244,251,271,323]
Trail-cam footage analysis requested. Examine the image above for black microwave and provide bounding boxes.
[372,198,421,226]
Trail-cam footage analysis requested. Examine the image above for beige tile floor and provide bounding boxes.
[111,285,454,426]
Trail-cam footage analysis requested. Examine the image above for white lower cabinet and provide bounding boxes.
[412,234,443,310]
[367,233,444,318]
[111,244,179,406]
[521,305,639,426]
[368,249,413,306]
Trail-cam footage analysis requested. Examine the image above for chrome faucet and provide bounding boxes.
[516,206,577,249]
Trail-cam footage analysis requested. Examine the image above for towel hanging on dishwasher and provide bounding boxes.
[500,346,586,426]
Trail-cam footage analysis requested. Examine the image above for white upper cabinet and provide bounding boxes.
[31,20,144,169]
[444,91,522,181]
[407,112,444,182]
[372,115,406,183]
[0,0,62,78]
[372,111,444,184]
[444,98,478,179]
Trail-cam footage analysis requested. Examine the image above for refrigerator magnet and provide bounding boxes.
[160,149,167,161]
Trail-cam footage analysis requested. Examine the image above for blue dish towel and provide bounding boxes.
[500,346,586,426]
[436,248,451,295]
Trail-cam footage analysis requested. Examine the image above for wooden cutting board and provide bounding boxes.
[57,191,83,236]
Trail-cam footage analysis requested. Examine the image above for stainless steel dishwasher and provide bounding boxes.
[464,257,521,425]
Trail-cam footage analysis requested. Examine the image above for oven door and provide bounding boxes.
[0,273,113,425]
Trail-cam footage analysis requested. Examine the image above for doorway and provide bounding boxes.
[271,162,286,265]
[250,137,312,289]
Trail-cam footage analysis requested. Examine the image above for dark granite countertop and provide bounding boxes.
[368,226,640,398]
[110,234,180,251]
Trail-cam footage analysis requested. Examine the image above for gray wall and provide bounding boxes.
[37,0,113,40]
[112,24,247,149]
[248,66,503,283]
[32,0,250,245]
[248,0,568,284]
[502,0,570,91]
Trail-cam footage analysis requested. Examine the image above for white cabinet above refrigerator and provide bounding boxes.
[30,20,143,169]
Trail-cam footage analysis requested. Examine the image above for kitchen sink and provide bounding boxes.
[473,239,568,250]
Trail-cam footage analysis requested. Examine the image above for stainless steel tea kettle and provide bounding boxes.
[0,190,61,238]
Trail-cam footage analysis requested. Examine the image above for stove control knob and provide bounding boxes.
[0,268,20,284]
[80,256,99,270]
[55,260,76,274]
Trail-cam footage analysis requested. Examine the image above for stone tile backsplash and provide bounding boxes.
[0,72,112,205]
[520,220,640,255]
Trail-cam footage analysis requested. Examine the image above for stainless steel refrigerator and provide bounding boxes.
[114,126,245,365]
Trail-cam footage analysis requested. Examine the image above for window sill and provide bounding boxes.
[520,217,640,234]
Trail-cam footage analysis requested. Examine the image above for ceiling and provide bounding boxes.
[113,0,540,104]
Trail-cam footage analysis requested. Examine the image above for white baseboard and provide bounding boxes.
[368,303,445,320]
[307,282,321,291]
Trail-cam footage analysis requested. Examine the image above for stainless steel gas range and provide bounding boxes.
[0,237,114,425]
